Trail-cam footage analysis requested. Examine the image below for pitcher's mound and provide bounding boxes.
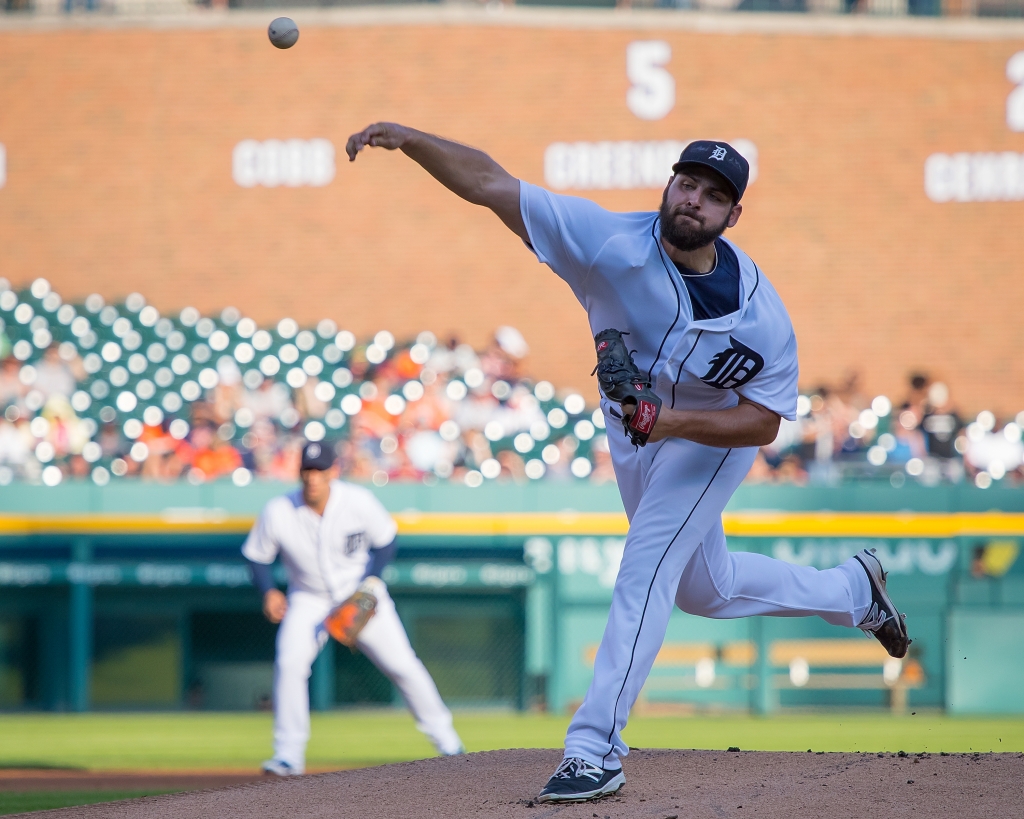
[21,748,1024,819]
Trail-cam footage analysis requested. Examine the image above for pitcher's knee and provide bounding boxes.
[677,596,725,617]
[384,659,428,689]
[675,583,733,617]
[276,656,315,681]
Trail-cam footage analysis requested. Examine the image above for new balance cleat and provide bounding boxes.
[537,757,625,803]
[854,548,911,659]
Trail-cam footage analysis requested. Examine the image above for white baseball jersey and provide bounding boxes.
[519,180,869,773]
[244,482,462,768]
[242,480,398,603]
[520,181,799,421]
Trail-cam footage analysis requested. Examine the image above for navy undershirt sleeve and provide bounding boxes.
[247,559,276,596]
[363,538,398,580]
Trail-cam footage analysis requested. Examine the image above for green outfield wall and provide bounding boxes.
[2,482,1024,715]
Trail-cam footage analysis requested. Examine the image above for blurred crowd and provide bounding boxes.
[0,279,614,488]
[1,279,1021,490]
[750,372,1024,489]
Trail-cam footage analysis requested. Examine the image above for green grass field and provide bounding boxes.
[1,710,1022,771]
[0,790,180,816]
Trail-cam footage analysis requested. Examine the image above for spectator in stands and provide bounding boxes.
[590,439,617,484]
[33,345,77,399]
[267,435,303,481]
[68,454,90,479]
[901,374,933,464]
[0,356,25,411]
[903,373,930,427]
[244,378,294,426]
[294,377,329,421]
[190,423,242,481]
[921,381,962,459]
[428,336,479,376]
[0,417,29,473]
[40,396,87,459]
[97,422,125,460]
[211,358,244,426]
[775,454,809,485]
[139,420,182,482]
[743,449,774,483]
[496,448,527,481]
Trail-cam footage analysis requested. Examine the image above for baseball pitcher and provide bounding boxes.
[243,441,464,776]
[344,123,909,802]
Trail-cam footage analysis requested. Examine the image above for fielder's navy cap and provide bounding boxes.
[672,140,750,202]
[300,441,335,471]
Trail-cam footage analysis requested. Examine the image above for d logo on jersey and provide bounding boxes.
[701,336,765,390]
[345,531,369,555]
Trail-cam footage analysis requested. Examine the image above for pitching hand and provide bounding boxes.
[346,123,411,162]
[263,589,288,624]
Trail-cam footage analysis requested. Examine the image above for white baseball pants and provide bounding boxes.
[272,589,463,770]
[564,434,872,770]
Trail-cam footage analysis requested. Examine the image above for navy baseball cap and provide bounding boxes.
[672,141,750,202]
[300,441,336,471]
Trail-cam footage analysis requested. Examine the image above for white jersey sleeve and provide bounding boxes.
[519,181,624,300]
[735,329,799,422]
[241,507,279,565]
[357,487,399,548]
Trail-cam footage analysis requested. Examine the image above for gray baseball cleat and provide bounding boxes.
[854,548,911,658]
[537,757,625,803]
[261,758,303,776]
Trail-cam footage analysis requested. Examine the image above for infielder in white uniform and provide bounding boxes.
[243,441,464,775]
[344,123,910,802]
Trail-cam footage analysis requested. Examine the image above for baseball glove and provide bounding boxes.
[593,328,663,447]
[323,578,382,647]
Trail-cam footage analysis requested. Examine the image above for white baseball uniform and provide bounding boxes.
[520,181,873,770]
[242,480,463,771]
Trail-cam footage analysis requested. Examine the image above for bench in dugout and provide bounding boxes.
[768,639,924,712]
[586,638,924,713]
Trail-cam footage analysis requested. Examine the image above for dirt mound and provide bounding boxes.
[14,748,1024,819]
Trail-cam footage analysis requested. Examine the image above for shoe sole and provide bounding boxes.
[536,771,625,803]
[855,549,910,655]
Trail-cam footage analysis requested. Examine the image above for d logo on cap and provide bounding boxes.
[301,441,336,471]
[671,139,750,202]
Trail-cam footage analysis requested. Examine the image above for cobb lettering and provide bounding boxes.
[700,336,765,390]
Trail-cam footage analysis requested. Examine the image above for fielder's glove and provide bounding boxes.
[593,328,662,448]
[323,576,383,647]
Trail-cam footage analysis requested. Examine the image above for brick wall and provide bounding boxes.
[1,14,1023,411]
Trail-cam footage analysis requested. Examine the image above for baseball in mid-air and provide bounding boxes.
[268,17,299,50]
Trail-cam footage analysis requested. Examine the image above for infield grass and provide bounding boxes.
[0,711,1021,771]
[0,790,180,816]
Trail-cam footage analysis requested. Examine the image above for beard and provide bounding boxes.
[659,191,731,253]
